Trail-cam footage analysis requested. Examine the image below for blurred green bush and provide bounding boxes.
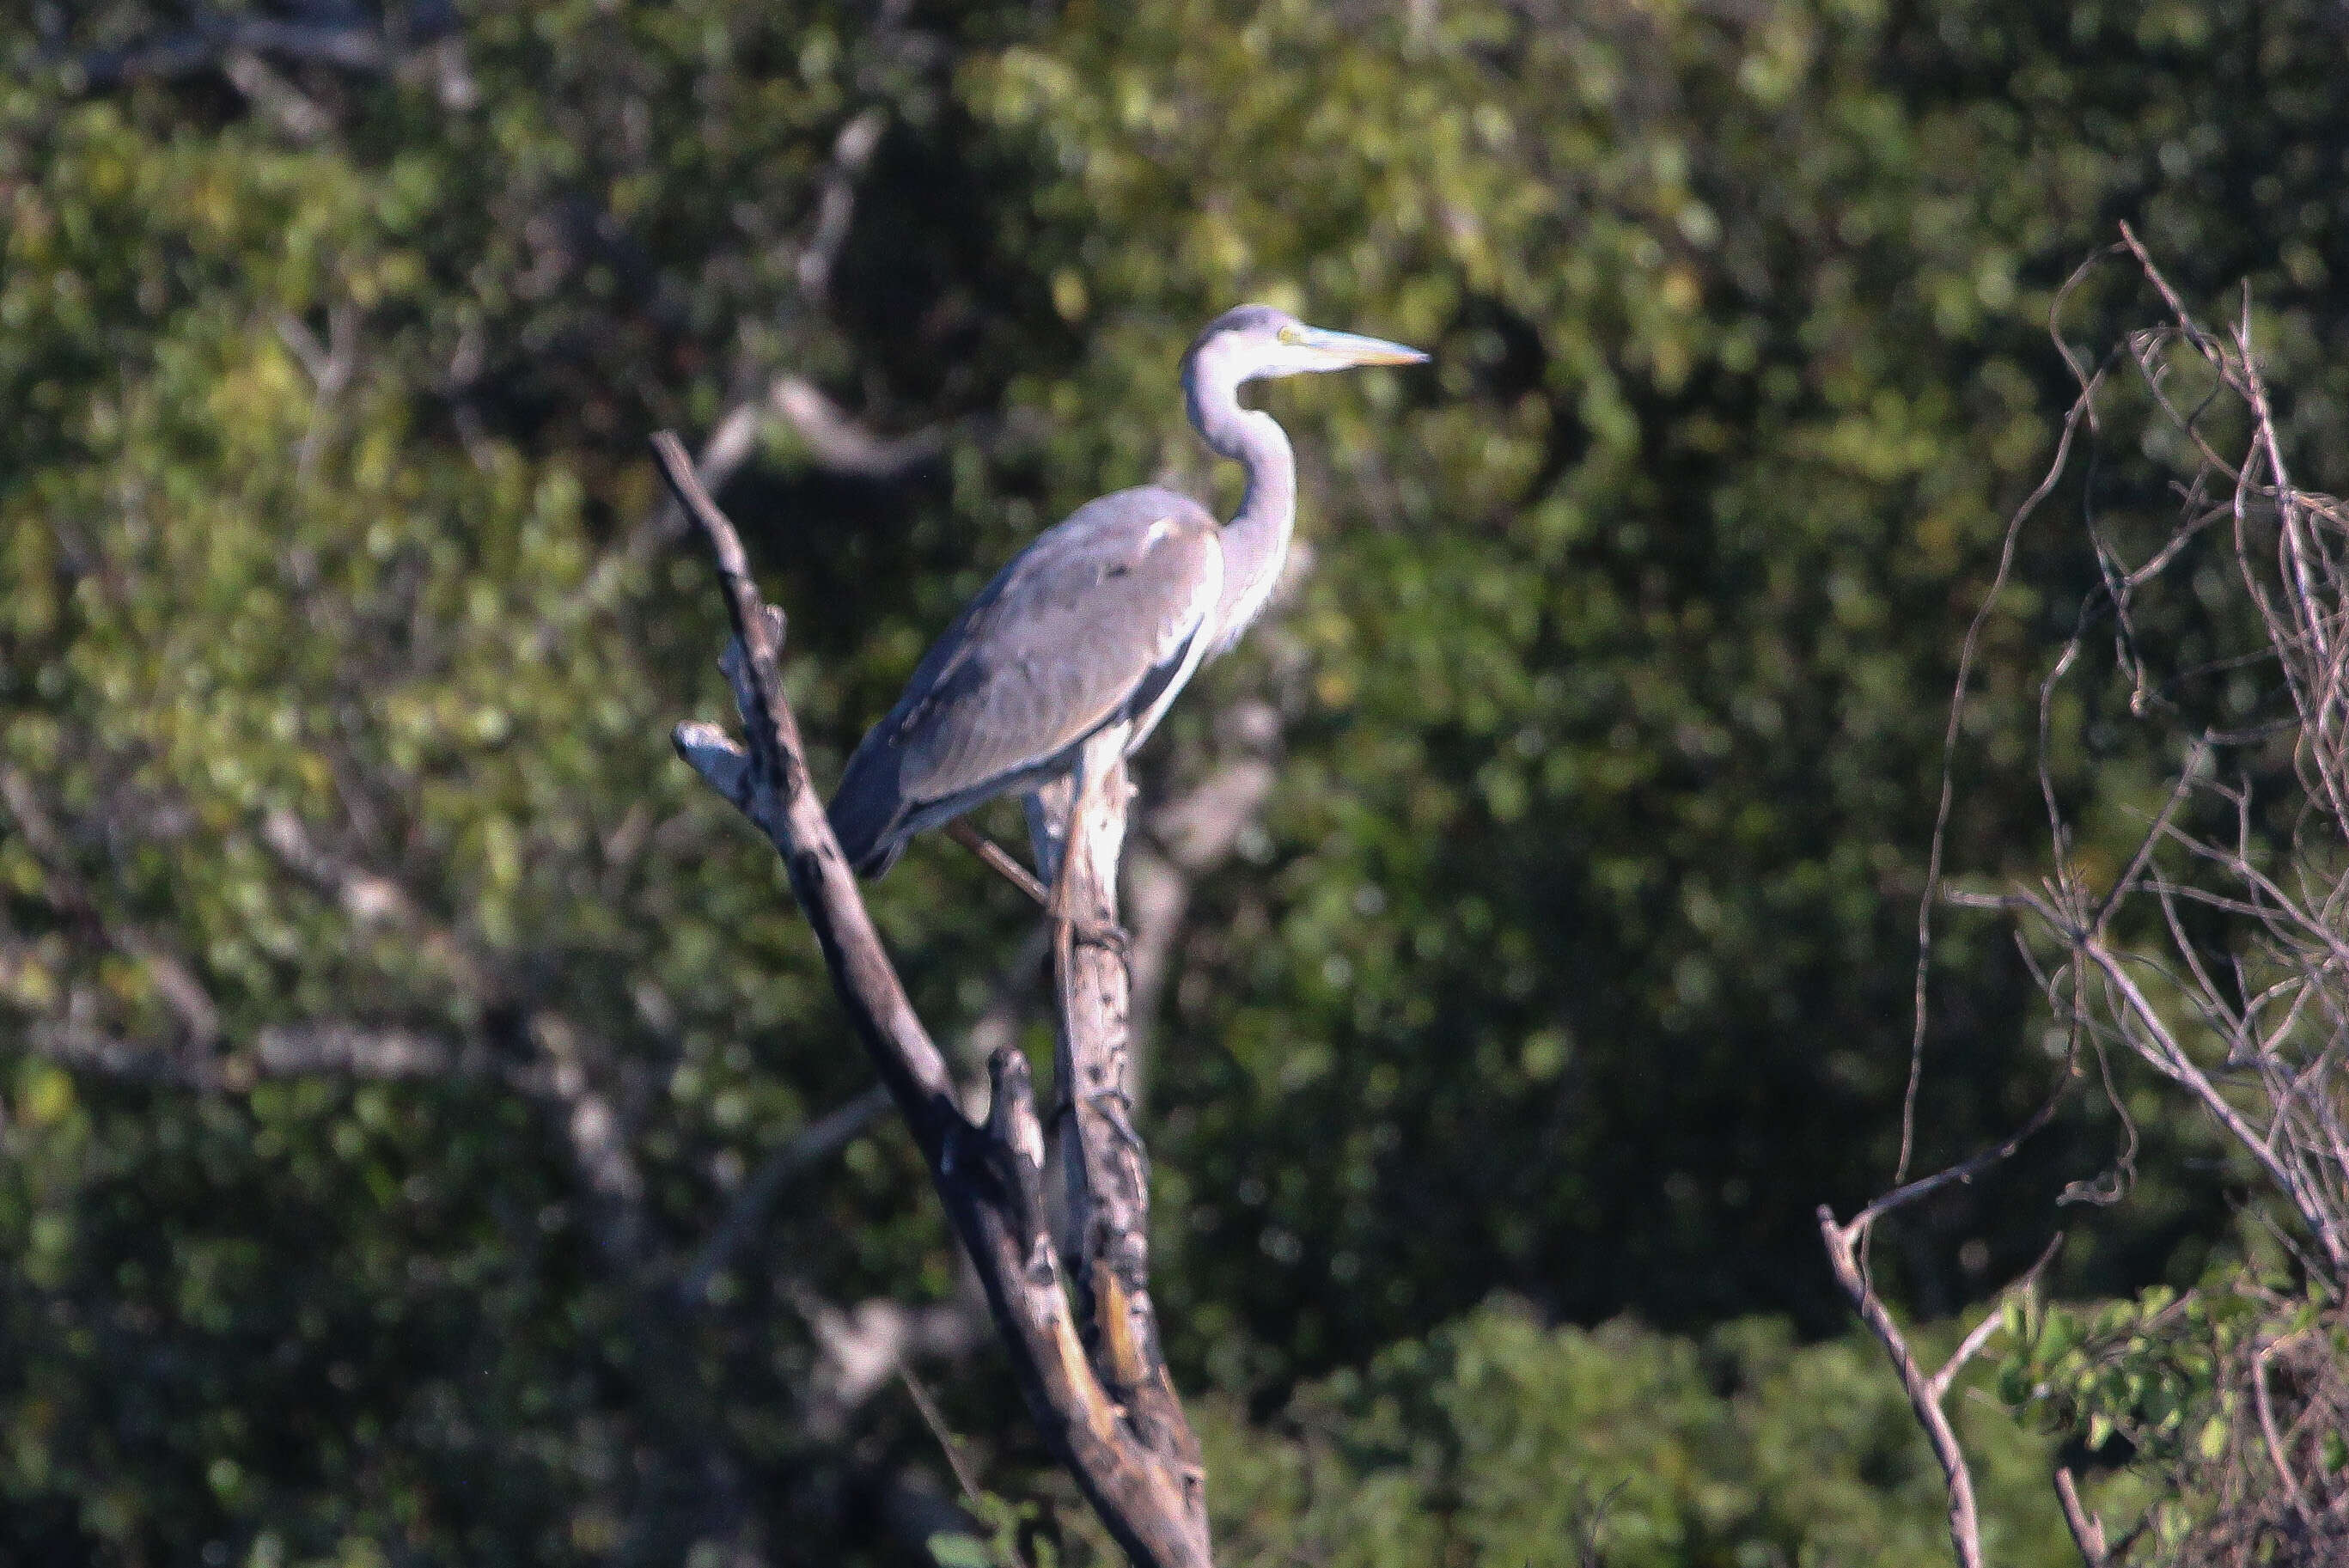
[952,1299,2079,1568]
[6,0,2348,1560]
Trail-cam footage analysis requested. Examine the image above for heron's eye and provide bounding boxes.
[1276,324,1304,345]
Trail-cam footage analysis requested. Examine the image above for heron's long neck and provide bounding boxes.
[1187,373,1296,652]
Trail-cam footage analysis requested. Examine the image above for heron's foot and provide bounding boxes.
[1083,1085,1150,1175]
[1052,914,1133,988]
[1069,916,1131,961]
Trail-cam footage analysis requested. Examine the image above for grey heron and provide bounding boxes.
[828,304,1426,881]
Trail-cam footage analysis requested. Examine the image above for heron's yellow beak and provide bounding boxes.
[1291,325,1431,369]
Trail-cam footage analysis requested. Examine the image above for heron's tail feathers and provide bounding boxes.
[827,740,908,879]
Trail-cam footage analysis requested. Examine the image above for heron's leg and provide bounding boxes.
[1083,1083,1150,1175]
[1046,824,1146,1201]
[946,812,1122,952]
[1035,1081,1150,1200]
[1047,826,1127,962]
[1022,781,1071,891]
[1048,753,1132,962]
[946,820,1050,906]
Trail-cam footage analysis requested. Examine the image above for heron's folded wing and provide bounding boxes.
[889,498,1220,808]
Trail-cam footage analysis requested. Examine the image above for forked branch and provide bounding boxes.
[1818,1210,2062,1568]
[654,432,1211,1568]
[1836,227,2349,1567]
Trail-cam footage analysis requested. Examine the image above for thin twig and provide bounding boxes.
[1852,1085,2071,1231]
[1819,1207,1984,1568]
[2054,1466,2109,1568]
[1897,288,2108,1193]
[900,1364,987,1508]
[2254,1334,2322,1534]
[680,1085,894,1303]
[1927,1232,2065,1405]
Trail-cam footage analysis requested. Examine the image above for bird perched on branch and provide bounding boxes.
[828,305,1426,879]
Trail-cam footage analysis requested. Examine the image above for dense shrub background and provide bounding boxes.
[6,1,2347,1561]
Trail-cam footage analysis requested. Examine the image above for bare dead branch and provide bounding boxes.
[259,804,501,1003]
[2054,1467,2109,1568]
[2079,937,2343,1277]
[2254,1333,2324,1535]
[1851,1084,2071,1232]
[773,375,951,478]
[1817,1205,1986,1568]
[1898,257,2111,1191]
[614,75,931,553]
[791,1290,987,1443]
[251,1021,472,1079]
[27,1017,230,1090]
[1821,1211,2064,1568]
[797,107,884,302]
[656,430,1212,1567]
[528,1010,649,1260]
[2,765,222,1051]
[1853,226,2349,1568]
[680,1084,894,1304]
[70,15,394,87]
[1928,1233,2065,1406]
[900,1362,989,1509]
[221,47,332,141]
[26,1016,475,1089]
[1033,733,1205,1498]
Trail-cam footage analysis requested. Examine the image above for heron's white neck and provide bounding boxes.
[1184,360,1297,655]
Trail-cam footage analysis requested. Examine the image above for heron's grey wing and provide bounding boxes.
[888,488,1221,808]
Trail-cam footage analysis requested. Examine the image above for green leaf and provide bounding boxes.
[926,1532,999,1568]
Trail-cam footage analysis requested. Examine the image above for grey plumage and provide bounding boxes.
[829,306,1425,877]
[830,488,1221,875]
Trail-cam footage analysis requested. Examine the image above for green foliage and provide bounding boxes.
[1996,1283,2255,1463]
[7,0,2349,1559]
[1193,1300,2080,1568]
[989,0,2349,1378]
[943,1301,2090,1568]
[1994,1281,2349,1561]
[3,6,981,1559]
[924,1529,1004,1568]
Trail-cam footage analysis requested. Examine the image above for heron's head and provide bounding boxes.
[1183,305,1429,398]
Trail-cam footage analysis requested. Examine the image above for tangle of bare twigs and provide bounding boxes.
[1827,228,2349,1568]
